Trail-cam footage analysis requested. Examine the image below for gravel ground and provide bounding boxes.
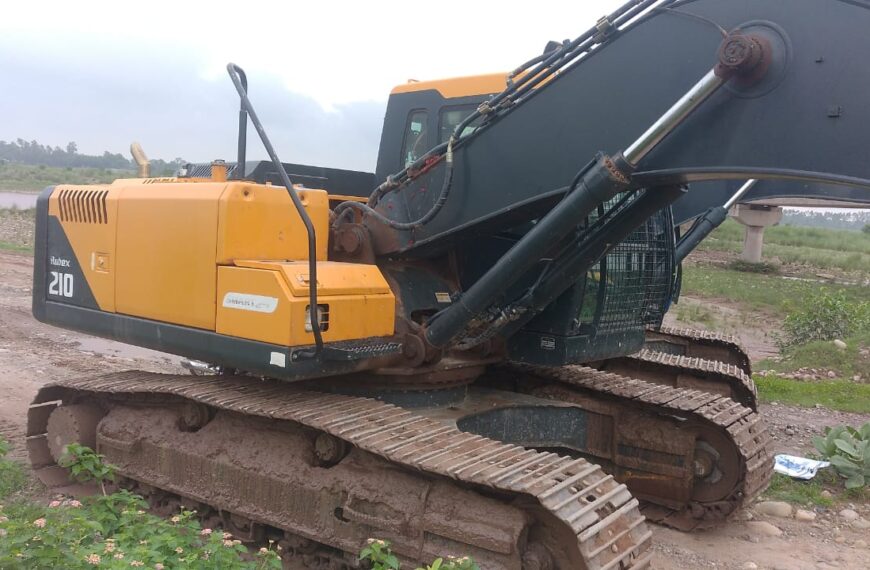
[0,207,35,249]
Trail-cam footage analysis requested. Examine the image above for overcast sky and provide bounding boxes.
[0,0,624,171]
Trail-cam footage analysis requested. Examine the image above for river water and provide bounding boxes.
[0,192,38,209]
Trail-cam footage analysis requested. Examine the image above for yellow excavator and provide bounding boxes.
[27,1,870,568]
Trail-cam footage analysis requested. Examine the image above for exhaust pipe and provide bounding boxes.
[130,142,151,178]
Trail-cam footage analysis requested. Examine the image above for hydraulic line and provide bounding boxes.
[333,139,455,230]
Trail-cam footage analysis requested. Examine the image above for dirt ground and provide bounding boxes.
[1,250,868,569]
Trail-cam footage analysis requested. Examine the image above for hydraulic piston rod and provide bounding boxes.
[623,69,725,167]
[675,179,758,263]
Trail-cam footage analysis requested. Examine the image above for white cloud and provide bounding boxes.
[1,0,625,109]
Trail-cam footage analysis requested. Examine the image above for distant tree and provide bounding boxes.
[863,223,870,234]
[0,138,186,173]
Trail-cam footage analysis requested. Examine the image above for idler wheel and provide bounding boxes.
[522,543,554,570]
[314,433,349,467]
[179,402,212,432]
[690,427,740,503]
[46,404,105,463]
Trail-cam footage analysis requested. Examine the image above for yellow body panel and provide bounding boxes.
[52,178,394,347]
[114,183,222,329]
[216,184,329,263]
[235,260,392,296]
[215,266,295,345]
[48,186,118,312]
[390,73,508,97]
[112,181,330,330]
[216,263,395,346]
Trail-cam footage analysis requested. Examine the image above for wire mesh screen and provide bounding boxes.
[577,200,675,336]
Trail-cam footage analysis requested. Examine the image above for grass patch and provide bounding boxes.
[700,219,870,254]
[0,163,129,192]
[764,470,869,506]
[680,266,869,316]
[697,219,870,272]
[0,240,33,254]
[764,472,835,507]
[0,439,282,569]
[756,374,870,413]
[760,333,870,379]
[674,303,718,327]
[0,493,282,569]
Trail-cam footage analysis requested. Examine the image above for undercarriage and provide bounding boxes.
[28,330,770,569]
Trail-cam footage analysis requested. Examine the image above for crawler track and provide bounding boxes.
[489,363,773,530]
[594,349,758,410]
[27,371,652,570]
[644,326,752,376]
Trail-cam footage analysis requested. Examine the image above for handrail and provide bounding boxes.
[232,67,248,180]
[226,63,323,359]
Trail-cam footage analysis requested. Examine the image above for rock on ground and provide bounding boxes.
[755,501,794,518]
[746,521,783,537]
[839,508,859,522]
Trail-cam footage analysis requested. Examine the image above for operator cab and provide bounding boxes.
[375,73,506,180]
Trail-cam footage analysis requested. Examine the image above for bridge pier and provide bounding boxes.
[731,204,783,263]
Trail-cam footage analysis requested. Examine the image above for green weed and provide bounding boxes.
[680,267,868,316]
[764,472,835,507]
[777,291,870,349]
[755,375,870,414]
[812,423,870,489]
[759,332,870,379]
[360,540,479,570]
[0,439,27,500]
[0,444,281,569]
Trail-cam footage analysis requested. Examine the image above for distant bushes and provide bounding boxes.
[778,290,870,349]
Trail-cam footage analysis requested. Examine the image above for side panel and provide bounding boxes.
[216,267,294,346]
[44,186,117,311]
[216,184,330,263]
[115,183,222,330]
[217,263,396,346]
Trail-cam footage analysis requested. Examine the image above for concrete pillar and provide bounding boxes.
[730,204,783,263]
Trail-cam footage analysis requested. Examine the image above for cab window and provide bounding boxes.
[439,105,478,143]
[401,111,428,168]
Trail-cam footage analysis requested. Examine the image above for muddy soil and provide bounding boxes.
[662,294,780,362]
[1,250,868,569]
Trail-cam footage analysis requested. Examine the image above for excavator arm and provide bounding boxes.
[362,0,870,253]
[337,0,870,352]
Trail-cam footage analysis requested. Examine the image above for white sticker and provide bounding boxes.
[435,292,452,304]
[270,351,287,367]
[540,337,556,350]
[222,292,279,314]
